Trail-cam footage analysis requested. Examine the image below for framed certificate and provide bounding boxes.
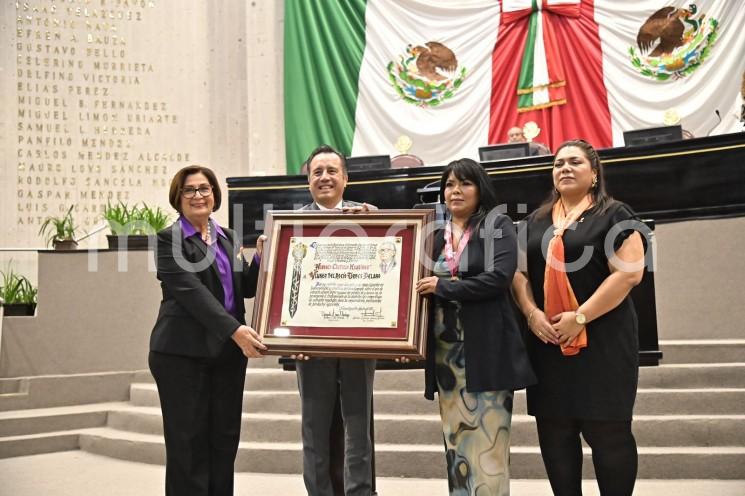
[252,209,435,359]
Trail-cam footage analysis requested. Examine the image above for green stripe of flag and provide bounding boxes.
[284,0,368,174]
[517,0,538,110]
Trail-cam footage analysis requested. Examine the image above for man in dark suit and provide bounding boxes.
[295,144,376,496]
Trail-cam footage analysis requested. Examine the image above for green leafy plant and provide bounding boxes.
[38,206,77,247]
[103,202,171,236]
[0,267,37,306]
[140,204,170,233]
[102,201,133,235]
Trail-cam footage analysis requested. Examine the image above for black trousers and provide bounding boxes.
[149,342,247,496]
[536,417,637,496]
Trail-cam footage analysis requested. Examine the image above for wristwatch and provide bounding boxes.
[574,311,587,325]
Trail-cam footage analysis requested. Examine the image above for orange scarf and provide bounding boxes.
[543,196,592,356]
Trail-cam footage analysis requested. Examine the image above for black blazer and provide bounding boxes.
[150,221,259,358]
[424,211,536,399]
[300,199,364,211]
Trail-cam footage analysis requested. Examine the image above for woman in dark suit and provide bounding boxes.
[416,158,536,496]
[149,165,266,496]
[511,139,645,496]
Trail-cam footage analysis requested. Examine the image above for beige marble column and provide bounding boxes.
[245,1,286,177]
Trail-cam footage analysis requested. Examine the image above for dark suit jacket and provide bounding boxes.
[424,211,536,399]
[150,221,259,358]
[529,142,551,156]
[300,199,364,211]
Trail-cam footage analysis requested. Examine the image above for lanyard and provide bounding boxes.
[444,221,471,277]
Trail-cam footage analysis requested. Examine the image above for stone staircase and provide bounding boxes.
[2,343,745,480]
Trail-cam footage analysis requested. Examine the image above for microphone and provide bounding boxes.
[706,109,722,136]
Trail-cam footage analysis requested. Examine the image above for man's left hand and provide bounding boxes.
[341,203,378,214]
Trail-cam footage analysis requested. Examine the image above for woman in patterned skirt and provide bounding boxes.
[416,158,536,495]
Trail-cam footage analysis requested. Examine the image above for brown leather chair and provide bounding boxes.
[390,154,425,168]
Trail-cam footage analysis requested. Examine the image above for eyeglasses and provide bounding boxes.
[182,185,213,199]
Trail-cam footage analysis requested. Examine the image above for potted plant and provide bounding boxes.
[103,202,171,250]
[0,267,38,316]
[38,206,78,250]
[141,204,170,234]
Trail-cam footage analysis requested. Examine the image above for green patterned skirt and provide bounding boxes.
[434,296,514,496]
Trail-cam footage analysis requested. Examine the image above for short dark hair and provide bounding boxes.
[534,139,614,219]
[439,158,499,229]
[304,144,347,176]
[168,165,222,214]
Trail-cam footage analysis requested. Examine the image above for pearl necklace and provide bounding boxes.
[202,220,213,245]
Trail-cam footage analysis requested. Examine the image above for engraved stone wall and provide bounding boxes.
[0,0,284,250]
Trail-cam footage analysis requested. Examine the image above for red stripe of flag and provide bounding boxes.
[489,0,611,152]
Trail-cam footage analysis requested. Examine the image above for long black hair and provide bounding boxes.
[439,158,499,229]
[534,139,615,219]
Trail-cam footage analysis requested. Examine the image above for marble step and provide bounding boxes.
[240,364,745,392]
[0,403,122,437]
[0,372,137,412]
[77,427,745,479]
[1,342,740,411]
[106,406,745,447]
[659,340,745,364]
[4,360,738,415]
[0,431,81,459]
[128,363,745,392]
[129,383,745,416]
[0,378,22,394]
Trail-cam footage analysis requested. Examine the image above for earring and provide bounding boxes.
[592,176,598,188]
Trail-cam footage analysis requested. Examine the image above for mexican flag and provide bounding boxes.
[284,0,744,174]
[284,0,505,173]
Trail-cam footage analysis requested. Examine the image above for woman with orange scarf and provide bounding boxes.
[512,140,646,496]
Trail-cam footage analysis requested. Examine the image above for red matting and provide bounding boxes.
[266,223,416,340]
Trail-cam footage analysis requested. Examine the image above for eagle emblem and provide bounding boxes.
[387,42,467,107]
[629,3,718,81]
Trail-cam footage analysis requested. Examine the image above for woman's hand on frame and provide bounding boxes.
[232,325,267,358]
[416,276,438,295]
[255,234,268,258]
